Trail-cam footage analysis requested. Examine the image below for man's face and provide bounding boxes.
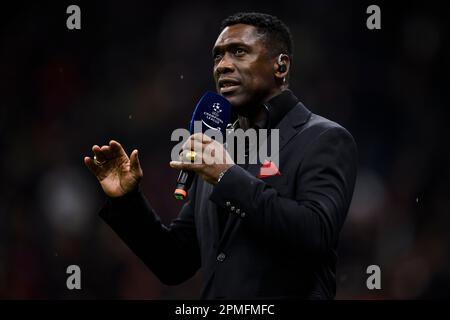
[212,24,278,114]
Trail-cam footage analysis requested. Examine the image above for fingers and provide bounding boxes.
[180,137,206,160]
[179,149,201,164]
[191,133,213,144]
[130,149,143,176]
[181,133,212,152]
[109,140,129,159]
[169,161,201,172]
[91,140,129,164]
[84,156,103,178]
[203,143,218,165]
[92,145,107,163]
[86,140,128,176]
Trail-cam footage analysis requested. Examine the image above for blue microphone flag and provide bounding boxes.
[189,91,231,135]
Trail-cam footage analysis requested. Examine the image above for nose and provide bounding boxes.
[215,53,235,77]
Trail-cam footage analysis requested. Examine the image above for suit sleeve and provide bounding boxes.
[209,126,358,258]
[98,177,201,285]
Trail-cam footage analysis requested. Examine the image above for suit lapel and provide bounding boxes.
[245,102,312,178]
[276,102,312,154]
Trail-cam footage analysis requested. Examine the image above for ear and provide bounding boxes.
[274,54,290,81]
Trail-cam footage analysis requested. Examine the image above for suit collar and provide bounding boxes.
[230,89,302,130]
[264,89,300,129]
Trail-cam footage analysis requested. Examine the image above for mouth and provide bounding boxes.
[218,78,241,95]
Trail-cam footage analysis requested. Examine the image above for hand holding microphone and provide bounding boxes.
[170,132,234,185]
[171,91,232,200]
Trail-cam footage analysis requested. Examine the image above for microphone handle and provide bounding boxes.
[174,170,195,200]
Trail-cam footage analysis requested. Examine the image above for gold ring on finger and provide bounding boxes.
[93,155,107,167]
[185,150,197,162]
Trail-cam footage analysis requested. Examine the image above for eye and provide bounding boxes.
[213,53,223,63]
[234,48,246,57]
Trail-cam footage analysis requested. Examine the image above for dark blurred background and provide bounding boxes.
[0,0,448,299]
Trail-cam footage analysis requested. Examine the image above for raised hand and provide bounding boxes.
[84,140,143,197]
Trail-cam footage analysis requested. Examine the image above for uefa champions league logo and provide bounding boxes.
[202,102,223,130]
[212,103,222,116]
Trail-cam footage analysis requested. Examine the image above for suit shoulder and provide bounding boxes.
[303,113,356,144]
[307,113,348,133]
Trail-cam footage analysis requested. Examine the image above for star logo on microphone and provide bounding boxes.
[212,103,222,113]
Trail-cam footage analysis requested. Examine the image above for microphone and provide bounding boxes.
[174,91,231,200]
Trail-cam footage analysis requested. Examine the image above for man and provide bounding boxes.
[84,12,358,299]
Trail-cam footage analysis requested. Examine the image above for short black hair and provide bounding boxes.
[220,12,294,60]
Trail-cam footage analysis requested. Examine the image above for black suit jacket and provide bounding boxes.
[99,90,358,299]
